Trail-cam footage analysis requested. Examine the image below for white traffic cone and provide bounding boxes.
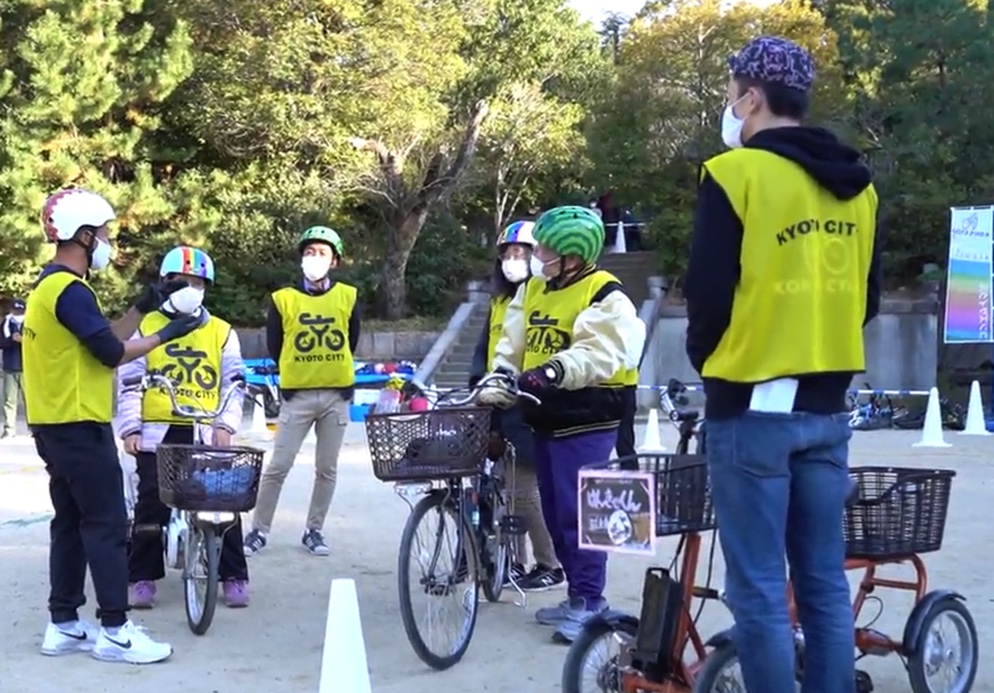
[612,221,627,253]
[637,408,665,452]
[913,387,951,448]
[960,380,990,436]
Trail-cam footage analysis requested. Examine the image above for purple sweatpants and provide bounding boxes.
[533,430,617,602]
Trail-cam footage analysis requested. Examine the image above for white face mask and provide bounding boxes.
[721,95,748,149]
[501,258,529,283]
[164,285,205,314]
[90,238,114,271]
[529,255,553,282]
[301,255,332,282]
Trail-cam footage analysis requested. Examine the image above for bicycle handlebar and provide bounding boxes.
[121,371,247,423]
[441,371,541,407]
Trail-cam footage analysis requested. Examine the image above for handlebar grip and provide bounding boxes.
[121,376,143,387]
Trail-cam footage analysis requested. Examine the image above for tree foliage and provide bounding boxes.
[0,0,985,322]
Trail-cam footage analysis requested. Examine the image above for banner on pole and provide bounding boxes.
[943,206,994,344]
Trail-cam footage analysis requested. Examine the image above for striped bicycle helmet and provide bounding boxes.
[159,246,215,282]
[532,206,605,265]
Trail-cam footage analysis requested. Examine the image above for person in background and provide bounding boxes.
[684,36,882,693]
[470,220,565,593]
[25,187,202,664]
[115,246,250,609]
[476,206,646,644]
[0,297,26,438]
[244,226,361,557]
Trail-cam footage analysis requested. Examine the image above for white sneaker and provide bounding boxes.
[90,620,173,664]
[41,620,99,656]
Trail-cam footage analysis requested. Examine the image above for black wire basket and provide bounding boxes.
[365,406,492,481]
[604,453,715,537]
[156,444,265,512]
[844,466,956,559]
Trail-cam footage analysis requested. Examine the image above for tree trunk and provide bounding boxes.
[379,211,427,319]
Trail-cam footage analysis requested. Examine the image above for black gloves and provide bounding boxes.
[134,279,188,314]
[155,309,209,343]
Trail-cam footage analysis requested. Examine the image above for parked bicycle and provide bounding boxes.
[120,371,265,635]
[364,371,538,670]
[562,403,977,692]
[244,358,281,418]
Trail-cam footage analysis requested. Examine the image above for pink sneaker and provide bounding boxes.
[129,581,156,609]
[223,580,250,608]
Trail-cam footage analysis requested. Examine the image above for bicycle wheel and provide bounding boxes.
[480,532,508,603]
[693,642,801,693]
[906,597,978,693]
[398,492,479,670]
[184,522,220,635]
[561,618,637,692]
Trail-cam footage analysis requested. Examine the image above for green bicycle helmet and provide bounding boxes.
[532,206,604,265]
[297,225,344,257]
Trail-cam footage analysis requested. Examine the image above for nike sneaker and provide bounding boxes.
[41,620,99,656]
[90,620,173,664]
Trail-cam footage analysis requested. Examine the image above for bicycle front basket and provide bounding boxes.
[156,444,265,512]
[603,453,715,537]
[365,406,491,481]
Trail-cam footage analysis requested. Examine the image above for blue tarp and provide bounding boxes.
[244,357,416,388]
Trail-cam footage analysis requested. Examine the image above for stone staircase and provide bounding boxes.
[430,303,489,389]
[429,251,659,388]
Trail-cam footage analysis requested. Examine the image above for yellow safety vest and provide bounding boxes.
[701,147,877,382]
[486,295,511,372]
[271,283,357,390]
[22,269,114,425]
[139,311,231,423]
[521,269,628,387]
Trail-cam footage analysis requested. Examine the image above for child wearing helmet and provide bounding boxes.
[115,246,251,608]
[469,221,565,593]
[243,225,361,558]
[477,206,646,644]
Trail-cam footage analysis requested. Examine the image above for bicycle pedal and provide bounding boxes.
[499,514,527,535]
[855,669,873,693]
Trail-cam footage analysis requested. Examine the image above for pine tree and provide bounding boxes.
[0,0,193,309]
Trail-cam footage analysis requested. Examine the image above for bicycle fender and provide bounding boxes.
[901,589,965,654]
[583,609,639,633]
[704,627,734,648]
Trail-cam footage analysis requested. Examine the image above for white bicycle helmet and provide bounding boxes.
[496,220,536,248]
[41,189,115,243]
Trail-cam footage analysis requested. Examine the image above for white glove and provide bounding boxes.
[474,381,517,409]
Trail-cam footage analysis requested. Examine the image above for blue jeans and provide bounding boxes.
[707,411,855,693]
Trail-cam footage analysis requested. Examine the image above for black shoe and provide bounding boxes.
[504,561,527,587]
[518,565,566,592]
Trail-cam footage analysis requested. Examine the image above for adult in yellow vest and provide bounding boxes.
[469,220,564,593]
[683,36,882,693]
[24,188,205,664]
[244,226,360,557]
[477,206,646,644]
[114,246,251,609]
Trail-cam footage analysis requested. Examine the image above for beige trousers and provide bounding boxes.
[508,464,559,569]
[251,389,349,534]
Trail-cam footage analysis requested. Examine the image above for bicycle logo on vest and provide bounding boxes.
[160,343,218,400]
[525,311,571,356]
[293,312,346,362]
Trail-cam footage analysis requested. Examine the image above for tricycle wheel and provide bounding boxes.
[561,618,637,693]
[907,597,978,693]
[693,641,802,692]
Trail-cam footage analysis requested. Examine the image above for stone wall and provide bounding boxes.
[236,328,440,361]
[650,294,939,391]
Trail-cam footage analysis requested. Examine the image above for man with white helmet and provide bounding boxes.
[23,188,204,664]
[115,246,251,609]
